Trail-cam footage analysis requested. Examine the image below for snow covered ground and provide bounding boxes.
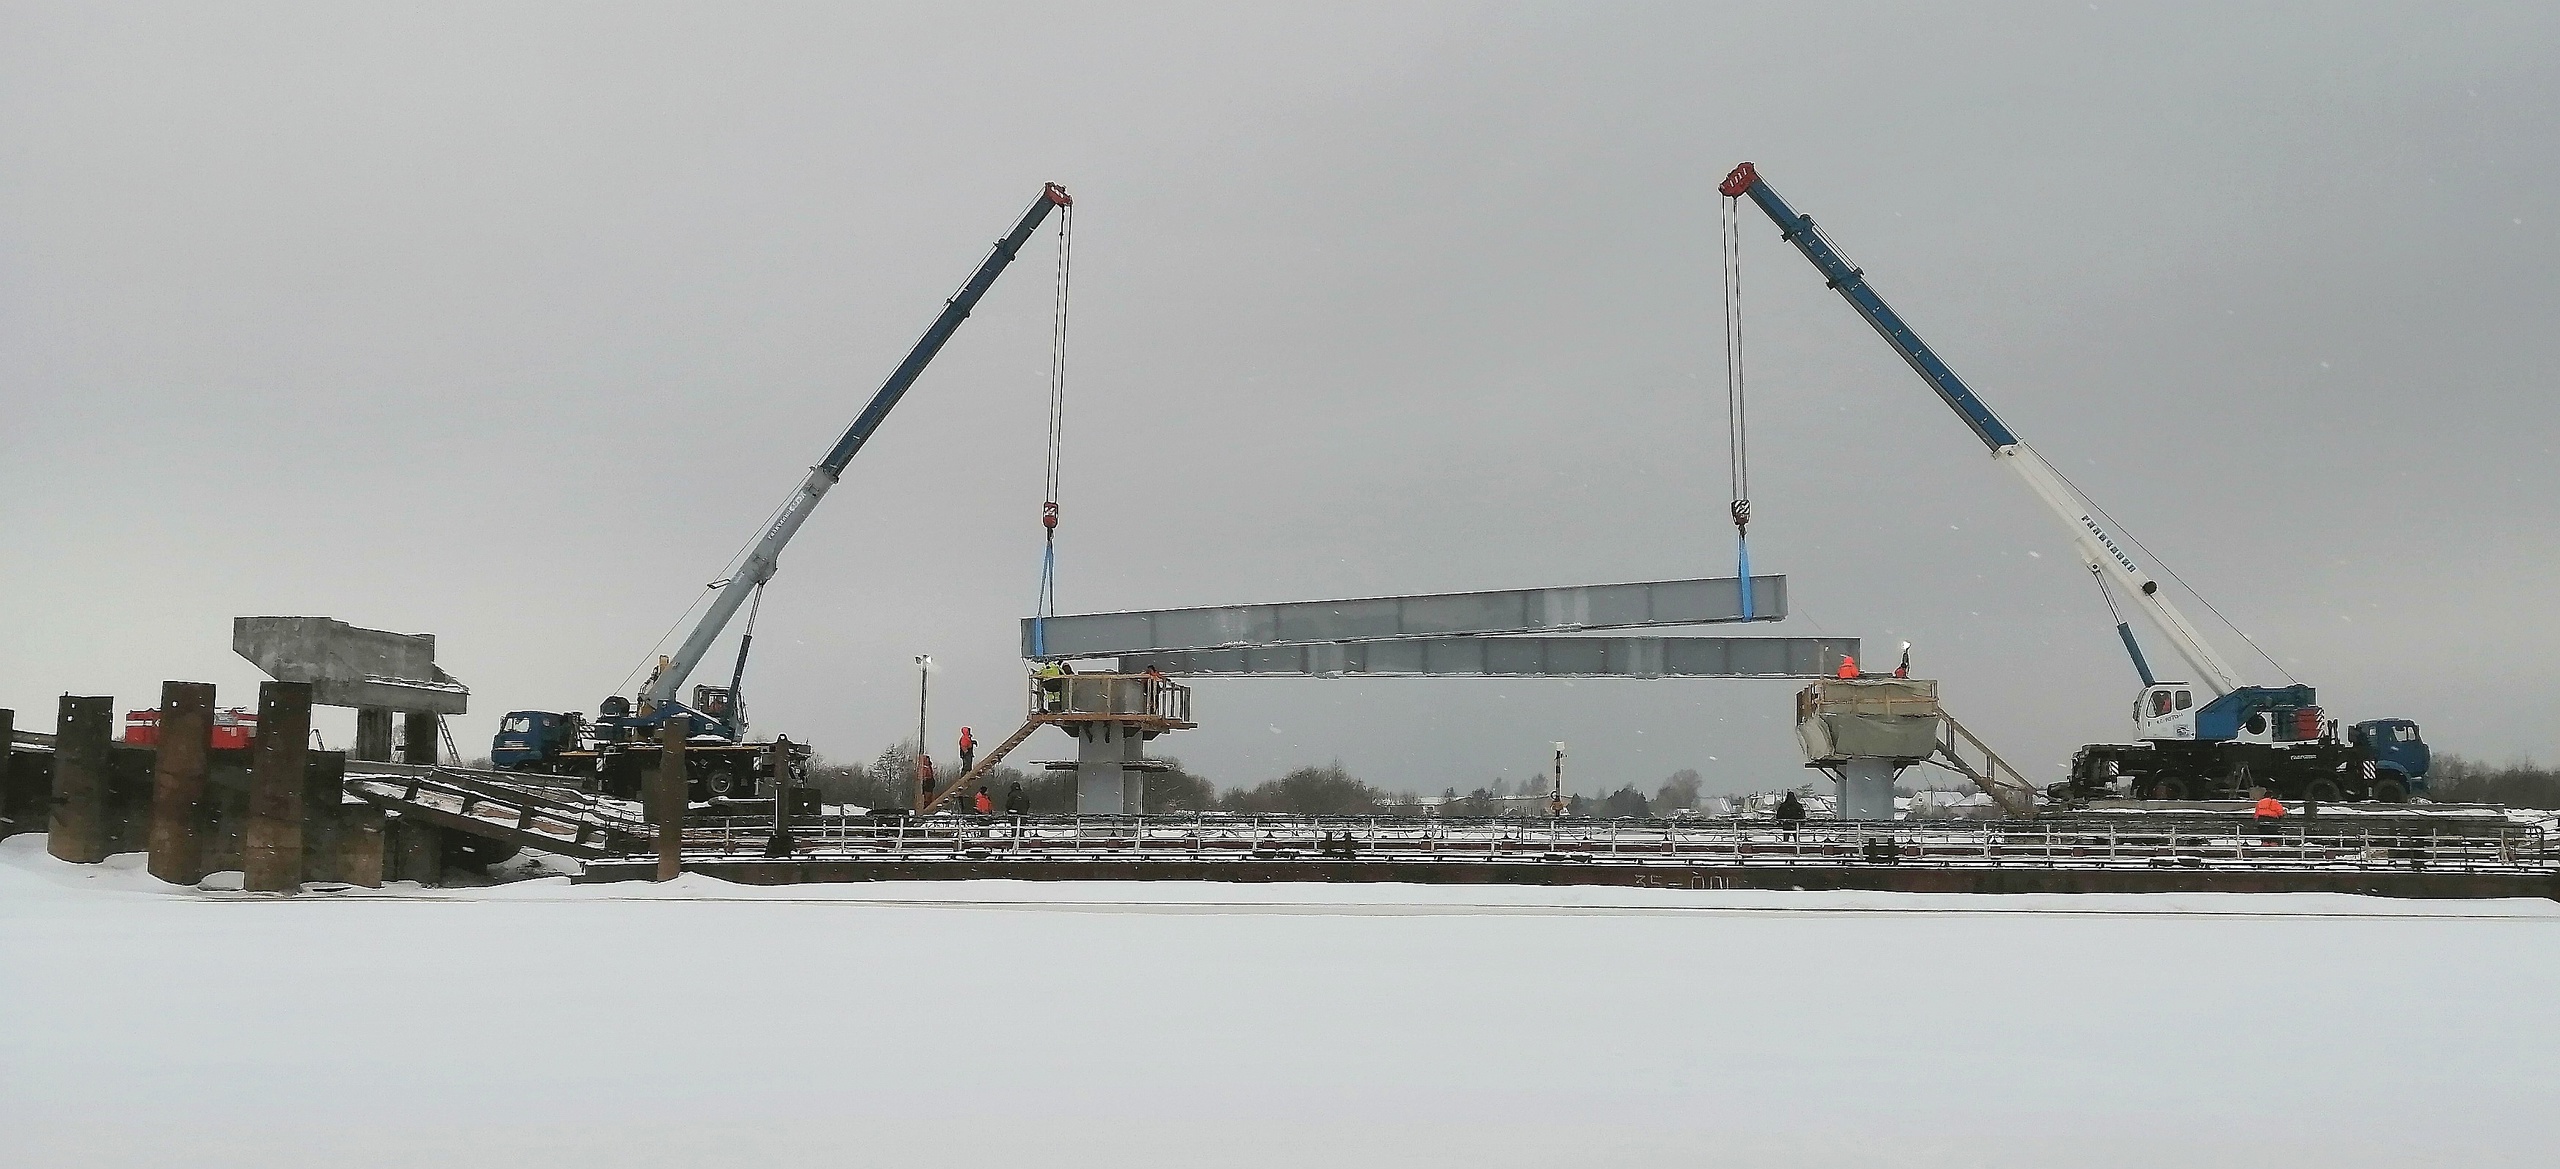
[4,835,2556,1168]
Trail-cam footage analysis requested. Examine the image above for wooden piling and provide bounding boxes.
[387,814,442,883]
[48,696,114,863]
[651,722,686,882]
[244,681,313,892]
[146,681,217,884]
[336,805,386,888]
[299,750,346,883]
[0,707,17,837]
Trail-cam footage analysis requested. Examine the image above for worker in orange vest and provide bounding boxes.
[972,786,994,816]
[2253,792,2286,844]
[1835,655,1859,679]
[958,726,976,774]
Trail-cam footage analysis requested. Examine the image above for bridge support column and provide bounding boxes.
[48,696,113,864]
[353,707,393,762]
[1076,722,1146,815]
[245,681,314,892]
[299,751,346,883]
[402,713,438,766]
[650,723,685,881]
[1834,757,1898,822]
[146,681,217,884]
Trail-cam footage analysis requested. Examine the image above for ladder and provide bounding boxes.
[1930,711,2041,819]
[917,717,1048,814]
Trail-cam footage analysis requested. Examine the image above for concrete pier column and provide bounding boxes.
[1075,723,1127,815]
[48,696,114,863]
[146,681,217,884]
[1834,757,1899,822]
[1121,731,1147,815]
[402,712,438,767]
[650,722,686,881]
[245,681,314,892]
[353,707,393,762]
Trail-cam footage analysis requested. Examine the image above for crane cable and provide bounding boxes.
[1031,202,1074,657]
[1720,194,1755,618]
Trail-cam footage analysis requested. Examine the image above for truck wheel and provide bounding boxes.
[2305,778,2342,802]
[704,769,739,798]
[2147,779,2189,800]
[2371,778,2408,804]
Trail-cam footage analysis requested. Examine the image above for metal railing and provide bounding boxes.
[667,812,2552,873]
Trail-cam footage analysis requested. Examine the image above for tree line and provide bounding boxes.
[2428,755,2560,809]
[802,745,1719,817]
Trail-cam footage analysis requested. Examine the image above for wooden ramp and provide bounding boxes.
[345,767,654,859]
[919,718,1047,814]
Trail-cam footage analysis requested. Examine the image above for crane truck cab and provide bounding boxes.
[491,711,585,772]
[2348,719,2431,798]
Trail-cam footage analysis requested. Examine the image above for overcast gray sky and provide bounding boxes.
[5,2,2554,797]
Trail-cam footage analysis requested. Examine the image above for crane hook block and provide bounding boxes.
[1043,501,1060,530]
[1043,183,1073,207]
[1730,499,1751,530]
[1718,162,1760,198]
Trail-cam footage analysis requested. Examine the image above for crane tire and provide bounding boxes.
[2371,778,2408,804]
[2305,778,2343,802]
[2148,779,2190,801]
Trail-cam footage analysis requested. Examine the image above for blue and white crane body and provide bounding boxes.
[1718,163,2427,799]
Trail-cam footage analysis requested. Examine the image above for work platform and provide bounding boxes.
[920,673,1193,814]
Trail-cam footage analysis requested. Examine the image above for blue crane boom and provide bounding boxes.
[1718,163,2017,451]
[640,182,1073,711]
[1716,161,2245,697]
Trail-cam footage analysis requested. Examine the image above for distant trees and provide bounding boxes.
[811,741,1729,818]
[2427,756,2560,808]
[1222,765,1390,816]
[1654,769,1703,813]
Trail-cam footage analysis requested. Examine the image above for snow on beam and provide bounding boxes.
[1116,635,1853,679]
[1023,576,1787,661]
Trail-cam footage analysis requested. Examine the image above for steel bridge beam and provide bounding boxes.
[1115,635,1852,679]
[1024,576,1786,661]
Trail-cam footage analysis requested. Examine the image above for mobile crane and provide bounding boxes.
[1718,163,2428,802]
[493,183,1076,801]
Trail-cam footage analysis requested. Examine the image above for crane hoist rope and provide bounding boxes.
[1032,200,1074,656]
[1720,192,1756,618]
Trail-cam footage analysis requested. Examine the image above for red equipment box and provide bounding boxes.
[121,708,258,749]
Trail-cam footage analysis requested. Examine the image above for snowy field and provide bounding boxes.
[4,835,2556,1168]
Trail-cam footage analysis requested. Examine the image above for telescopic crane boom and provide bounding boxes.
[640,182,1073,712]
[1716,162,2243,696]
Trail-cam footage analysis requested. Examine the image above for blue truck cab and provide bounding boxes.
[491,711,584,771]
[2349,719,2431,793]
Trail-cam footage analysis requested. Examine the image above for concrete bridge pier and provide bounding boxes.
[1074,722,1148,815]
[1834,757,1899,822]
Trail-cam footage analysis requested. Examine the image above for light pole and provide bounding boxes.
[915,654,932,807]
[1549,742,1566,818]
